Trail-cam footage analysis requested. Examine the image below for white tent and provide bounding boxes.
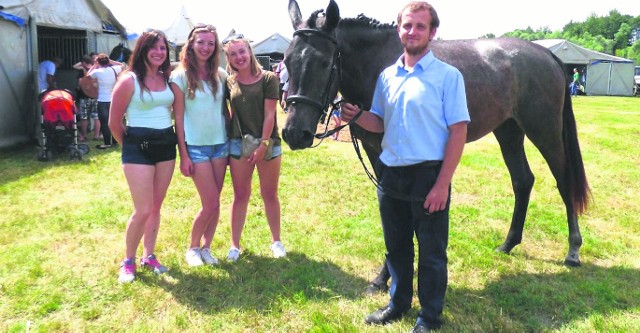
[161,6,194,62]
[534,39,635,96]
[163,6,194,48]
[0,0,128,148]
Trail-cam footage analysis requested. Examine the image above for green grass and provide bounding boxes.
[1,96,639,332]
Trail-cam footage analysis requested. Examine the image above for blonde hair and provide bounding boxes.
[223,38,263,76]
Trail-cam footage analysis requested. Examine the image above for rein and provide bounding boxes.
[349,129,432,203]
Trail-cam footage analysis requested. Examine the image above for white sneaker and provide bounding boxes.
[200,247,219,265]
[227,247,241,262]
[185,248,204,267]
[270,241,287,258]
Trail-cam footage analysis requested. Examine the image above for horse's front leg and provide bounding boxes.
[493,121,534,254]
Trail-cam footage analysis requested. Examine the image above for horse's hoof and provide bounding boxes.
[364,282,388,296]
[564,256,581,267]
[496,243,513,254]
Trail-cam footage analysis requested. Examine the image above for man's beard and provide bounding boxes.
[405,42,429,56]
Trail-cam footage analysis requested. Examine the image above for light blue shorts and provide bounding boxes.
[229,138,282,160]
[187,142,230,163]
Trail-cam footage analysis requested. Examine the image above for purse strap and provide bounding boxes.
[110,66,118,82]
[234,110,244,136]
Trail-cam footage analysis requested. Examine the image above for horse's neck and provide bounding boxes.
[337,25,402,109]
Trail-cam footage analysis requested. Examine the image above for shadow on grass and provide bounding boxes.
[0,143,114,187]
[142,251,369,314]
[446,263,640,331]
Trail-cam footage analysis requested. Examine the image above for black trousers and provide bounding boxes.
[97,102,113,145]
[376,160,449,328]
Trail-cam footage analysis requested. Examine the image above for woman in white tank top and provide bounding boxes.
[108,29,176,284]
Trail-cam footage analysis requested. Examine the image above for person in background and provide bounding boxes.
[72,52,98,70]
[74,52,101,140]
[74,54,97,142]
[38,56,63,92]
[570,67,580,96]
[109,29,176,284]
[223,35,286,262]
[88,53,124,149]
[279,74,290,113]
[331,94,342,140]
[275,60,286,104]
[341,2,469,331]
[170,23,229,267]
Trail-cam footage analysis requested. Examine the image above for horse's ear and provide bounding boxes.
[288,0,304,30]
[323,0,340,32]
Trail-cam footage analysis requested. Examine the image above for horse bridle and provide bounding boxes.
[285,29,340,111]
[285,29,361,140]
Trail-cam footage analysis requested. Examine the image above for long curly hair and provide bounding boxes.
[127,29,172,96]
[178,24,222,100]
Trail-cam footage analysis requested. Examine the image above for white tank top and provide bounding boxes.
[125,72,174,129]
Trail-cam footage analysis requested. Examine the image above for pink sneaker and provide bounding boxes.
[118,258,136,283]
[140,254,168,274]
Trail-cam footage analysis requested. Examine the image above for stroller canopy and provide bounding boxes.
[41,90,76,125]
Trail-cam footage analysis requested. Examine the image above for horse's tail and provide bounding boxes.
[561,86,591,214]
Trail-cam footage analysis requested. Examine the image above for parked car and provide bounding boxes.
[635,66,640,96]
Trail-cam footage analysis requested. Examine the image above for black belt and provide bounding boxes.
[394,160,442,169]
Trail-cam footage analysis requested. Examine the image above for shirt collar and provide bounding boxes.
[395,50,435,73]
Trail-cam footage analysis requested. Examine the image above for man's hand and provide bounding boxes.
[340,102,360,122]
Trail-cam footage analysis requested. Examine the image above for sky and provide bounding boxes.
[101,0,640,42]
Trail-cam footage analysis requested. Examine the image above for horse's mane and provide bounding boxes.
[305,10,395,30]
[340,14,396,30]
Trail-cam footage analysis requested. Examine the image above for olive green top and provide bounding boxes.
[227,70,280,145]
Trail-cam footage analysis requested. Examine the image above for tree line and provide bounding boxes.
[482,10,640,65]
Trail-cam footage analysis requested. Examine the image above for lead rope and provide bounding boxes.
[349,120,431,203]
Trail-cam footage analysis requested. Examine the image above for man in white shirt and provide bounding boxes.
[38,57,63,92]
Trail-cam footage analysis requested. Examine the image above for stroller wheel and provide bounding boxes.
[78,144,90,155]
[37,150,53,162]
[70,149,82,160]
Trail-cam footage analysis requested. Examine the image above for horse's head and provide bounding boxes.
[282,0,341,150]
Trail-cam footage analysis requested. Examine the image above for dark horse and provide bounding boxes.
[110,43,132,64]
[282,0,590,289]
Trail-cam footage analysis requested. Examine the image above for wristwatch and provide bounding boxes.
[261,139,270,147]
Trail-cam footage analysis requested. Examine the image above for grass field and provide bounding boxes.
[1,96,639,332]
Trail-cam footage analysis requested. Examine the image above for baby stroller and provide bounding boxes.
[37,89,90,161]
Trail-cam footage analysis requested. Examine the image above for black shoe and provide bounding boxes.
[364,282,389,296]
[96,144,112,149]
[411,320,442,332]
[410,323,433,333]
[364,306,406,325]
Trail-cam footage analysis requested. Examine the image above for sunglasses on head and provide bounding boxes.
[222,33,245,45]
[188,23,217,39]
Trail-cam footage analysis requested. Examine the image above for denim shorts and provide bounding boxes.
[229,138,282,160]
[187,141,230,163]
[121,126,177,165]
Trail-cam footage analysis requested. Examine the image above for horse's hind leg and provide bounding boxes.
[493,119,535,254]
[521,121,582,267]
[365,259,390,295]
